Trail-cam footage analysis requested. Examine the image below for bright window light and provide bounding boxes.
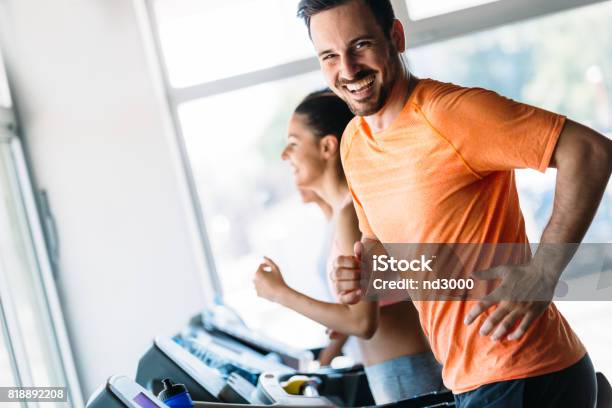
[151,0,313,88]
[177,71,334,348]
[0,138,69,393]
[151,0,612,368]
[406,0,501,20]
[0,319,18,388]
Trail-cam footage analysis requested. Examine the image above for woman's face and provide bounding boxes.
[281,113,326,188]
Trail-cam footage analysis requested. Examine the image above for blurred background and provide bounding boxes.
[0,0,610,406]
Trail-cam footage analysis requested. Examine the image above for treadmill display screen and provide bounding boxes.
[133,392,159,408]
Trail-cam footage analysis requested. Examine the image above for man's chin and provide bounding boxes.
[346,93,385,116]
[348,101,383,117]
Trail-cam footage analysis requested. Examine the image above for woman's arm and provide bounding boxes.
[253,202,378,339]
[317,334,349,366]
[253,258,377,338]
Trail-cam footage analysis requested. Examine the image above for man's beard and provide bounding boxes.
[339,58,401,117]
[345,80,390,116]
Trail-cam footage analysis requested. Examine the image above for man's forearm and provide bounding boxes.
[534,120,612,277]
[465,121,611,340]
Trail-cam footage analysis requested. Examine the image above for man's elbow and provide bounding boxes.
[555,121,612,175]
[603,137,612,175]
[589,135,612,179]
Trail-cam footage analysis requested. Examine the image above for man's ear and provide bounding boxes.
[320,135,339,158]
[391,19,406,53]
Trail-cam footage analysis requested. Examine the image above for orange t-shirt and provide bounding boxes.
[340,78,585,393]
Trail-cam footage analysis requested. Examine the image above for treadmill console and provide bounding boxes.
[87,376,169,408]
[199,306,315,370]
[132,304,455,407]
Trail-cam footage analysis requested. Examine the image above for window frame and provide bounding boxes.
[396,0,609,47]
[0,131,84,406]
[0,106,14,130]
[0,223,26,391]
[143,0,611,304]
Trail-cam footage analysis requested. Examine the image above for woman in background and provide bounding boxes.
[253,90,445,404]
[296,186,353,366]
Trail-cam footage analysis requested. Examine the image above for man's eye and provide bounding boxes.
[355,41,369,49]
[322,54,336,61]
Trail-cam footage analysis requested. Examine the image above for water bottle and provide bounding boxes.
[158,378,194,408]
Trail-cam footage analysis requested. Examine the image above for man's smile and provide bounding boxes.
[342,73,376,100]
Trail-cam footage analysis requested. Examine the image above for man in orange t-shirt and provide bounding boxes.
[297,0,612,406]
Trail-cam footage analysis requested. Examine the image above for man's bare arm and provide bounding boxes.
[466,119,612,341]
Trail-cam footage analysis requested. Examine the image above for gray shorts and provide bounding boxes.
[364,351,445,405]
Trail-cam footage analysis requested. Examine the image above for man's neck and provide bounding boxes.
[363,71,415,134]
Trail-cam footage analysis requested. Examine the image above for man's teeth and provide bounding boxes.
[346,76,375,92]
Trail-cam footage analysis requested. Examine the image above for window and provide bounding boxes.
[407,0,612,375]
[406,0,612,241]
[177,72,333,347]
[405,0,500,20]
[0,320,17,384]
[151,0,314,87]
[400,0,607,49]
[150,0,612,365]
[0,135,82,406]
[149,0,335,349]
[0,310,19,408]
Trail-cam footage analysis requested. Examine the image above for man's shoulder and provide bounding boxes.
[416,78,473,108]
[342,116,361,140]
[340,116,361,158]
[416,78,505,120]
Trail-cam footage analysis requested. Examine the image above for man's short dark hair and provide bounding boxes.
[297,0,396,38]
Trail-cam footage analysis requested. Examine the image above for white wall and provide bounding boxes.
[0,0,210,400]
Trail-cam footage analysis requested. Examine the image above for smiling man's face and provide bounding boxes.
[309,0,403,116]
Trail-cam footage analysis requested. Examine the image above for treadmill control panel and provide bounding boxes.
[87,376,169,408]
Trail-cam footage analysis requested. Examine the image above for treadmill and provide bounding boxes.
[132,304,454,407]
[87,375,336,408]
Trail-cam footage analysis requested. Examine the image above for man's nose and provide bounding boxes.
[339,53,360,80]
[280,146,289,161]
